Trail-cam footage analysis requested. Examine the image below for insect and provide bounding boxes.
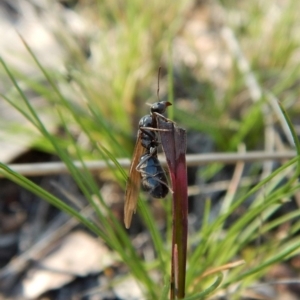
[124,101,172,228]
[137,147,169,198]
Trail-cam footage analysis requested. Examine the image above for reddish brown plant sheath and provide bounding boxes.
[158,117,188,299]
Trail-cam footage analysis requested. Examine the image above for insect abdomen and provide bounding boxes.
[139,155,168,198]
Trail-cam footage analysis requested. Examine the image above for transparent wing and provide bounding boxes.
[124,131,146,228]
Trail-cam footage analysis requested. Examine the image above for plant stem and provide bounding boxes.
[158,118,188,299]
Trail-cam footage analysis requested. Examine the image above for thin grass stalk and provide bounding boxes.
[223,237,300,289]
[187,156,299,285]
[0,163,102,236]
[184,273,223,300]
[278,102,300,169]
[1,46,158,297]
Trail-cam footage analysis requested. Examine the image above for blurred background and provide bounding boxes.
[1,0,300,299]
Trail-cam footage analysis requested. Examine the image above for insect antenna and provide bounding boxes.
[157,66,161,101]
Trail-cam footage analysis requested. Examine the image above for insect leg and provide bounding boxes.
[139,126,170,132]
[153,112,175,124]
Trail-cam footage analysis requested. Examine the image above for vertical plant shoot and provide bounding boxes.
[158,117,188,299]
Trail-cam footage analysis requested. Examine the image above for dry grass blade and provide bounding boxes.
[1,151,296,178]
[158,117,188,299]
